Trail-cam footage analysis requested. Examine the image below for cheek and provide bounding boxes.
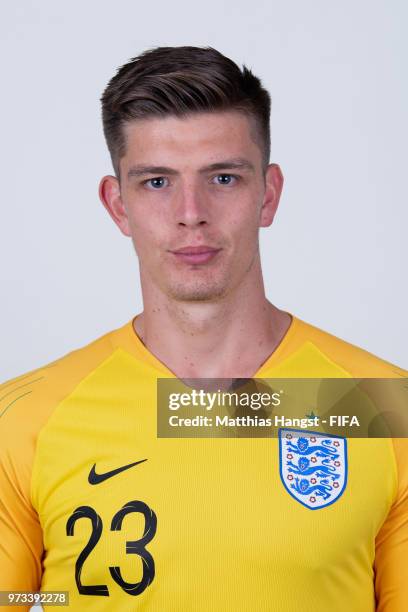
[230,212,261,264]
[227,204,260,240]
[128,217,174,268]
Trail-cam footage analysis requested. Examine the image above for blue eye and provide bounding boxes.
[145,177,168,189]
[212,174,237,185]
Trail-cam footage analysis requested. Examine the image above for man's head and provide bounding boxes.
[101,46,271,181]
[99,46,283,303]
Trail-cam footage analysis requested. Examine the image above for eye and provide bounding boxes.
[211,174,238,186]
[144,176,169,189]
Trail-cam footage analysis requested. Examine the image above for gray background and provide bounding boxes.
[1,0,407,382]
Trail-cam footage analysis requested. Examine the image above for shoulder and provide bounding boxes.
[0,324,121,589]
[0,324,120,441]
[290,315,407,378]
[0,323,125,523]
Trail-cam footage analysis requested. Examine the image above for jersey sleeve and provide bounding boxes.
[374,438,408,611]
[0,331,117,609]
[0,374,44,610]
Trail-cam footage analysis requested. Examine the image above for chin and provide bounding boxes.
[165,282,228,302]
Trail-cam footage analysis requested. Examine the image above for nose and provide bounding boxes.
[175,180,209,227]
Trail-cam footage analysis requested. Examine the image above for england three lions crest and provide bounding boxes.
[279,428,348,510]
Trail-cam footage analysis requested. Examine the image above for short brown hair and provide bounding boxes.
[101,46,271,180]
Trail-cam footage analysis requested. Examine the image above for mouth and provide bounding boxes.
[169,245,222,265]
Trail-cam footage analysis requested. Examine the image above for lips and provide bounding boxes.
[173,245,219,254]
[170,245,222,265]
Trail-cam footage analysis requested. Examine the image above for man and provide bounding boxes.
[0,46,407,611]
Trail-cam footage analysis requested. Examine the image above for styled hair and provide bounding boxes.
[101,46,271,179]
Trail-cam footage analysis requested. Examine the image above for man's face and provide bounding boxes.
[100,111,282,302]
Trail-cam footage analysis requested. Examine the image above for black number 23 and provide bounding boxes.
[66,500,157,597]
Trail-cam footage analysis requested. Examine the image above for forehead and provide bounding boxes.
[121,111,262,168]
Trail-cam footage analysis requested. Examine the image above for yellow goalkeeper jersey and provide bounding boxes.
[0,313,407,611]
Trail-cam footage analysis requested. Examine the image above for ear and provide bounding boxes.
[98,175,131,237]
[259,163,284,227]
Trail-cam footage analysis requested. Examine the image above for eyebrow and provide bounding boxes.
[127,158,255,179]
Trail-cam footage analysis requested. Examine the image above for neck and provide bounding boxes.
[133,257,292,379]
